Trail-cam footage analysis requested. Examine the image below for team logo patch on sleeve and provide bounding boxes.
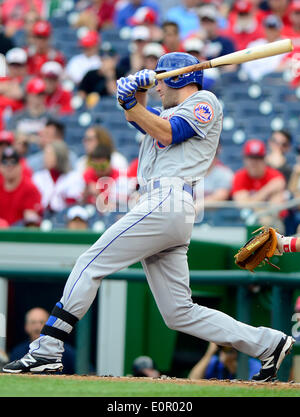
[194,102,214,124]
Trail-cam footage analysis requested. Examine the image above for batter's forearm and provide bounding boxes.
[125,103,172,146]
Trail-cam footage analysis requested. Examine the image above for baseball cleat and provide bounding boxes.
[252,335,295,382]
[2,353,63,374]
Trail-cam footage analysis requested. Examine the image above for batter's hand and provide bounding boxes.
[134,69,157,91]
[117,75,138,110]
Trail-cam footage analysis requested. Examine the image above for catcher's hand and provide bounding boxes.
[234,226,280,273]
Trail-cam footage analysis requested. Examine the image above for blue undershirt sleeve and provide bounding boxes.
[129,106,161,134]
[170,116,198,144]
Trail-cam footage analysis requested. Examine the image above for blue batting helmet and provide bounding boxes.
[155,52,203,89]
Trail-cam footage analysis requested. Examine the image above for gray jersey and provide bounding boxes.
[137,90,223,186]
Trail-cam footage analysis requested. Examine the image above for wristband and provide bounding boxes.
[118,95,137,110]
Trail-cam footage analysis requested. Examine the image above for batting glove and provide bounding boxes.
[117,75,138,110]
[134,69,157,92]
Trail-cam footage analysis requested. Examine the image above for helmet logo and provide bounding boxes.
[194,102,214,124]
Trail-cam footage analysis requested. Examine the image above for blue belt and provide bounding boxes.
[139,180,193,197]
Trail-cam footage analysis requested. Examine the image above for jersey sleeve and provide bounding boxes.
[173,91,222,139]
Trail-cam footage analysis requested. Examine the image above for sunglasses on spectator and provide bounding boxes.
[245,155,265,160]
[201,17,216,23]
[1,159,19,166]
[9,63,26,67]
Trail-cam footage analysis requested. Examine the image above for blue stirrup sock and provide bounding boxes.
[40,302,79,342]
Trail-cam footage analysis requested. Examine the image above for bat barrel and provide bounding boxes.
[210,38,293,67]
[155,39,293,80]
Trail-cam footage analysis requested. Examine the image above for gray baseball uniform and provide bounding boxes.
[29,89,284,364]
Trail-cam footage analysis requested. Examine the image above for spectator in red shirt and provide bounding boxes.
[256,0,291,28]
[0,48,29,130]
[26,21,65,76]
[162,21,185,54]
[223,0,264,50]
[281,1,300,48]
[0,130,32,178]
[40,61,73,115]
[0,146,42,226]
[74,0,117,31]
[0,0,43,33]
[83,144,120,210]
[232,139,286,229]
[6,77,51,143]
[129,6,162,42]
[277,1,300,86]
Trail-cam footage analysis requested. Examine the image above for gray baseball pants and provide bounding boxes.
[29,180,284,362]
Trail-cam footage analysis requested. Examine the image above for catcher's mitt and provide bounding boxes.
[234,226,280,273]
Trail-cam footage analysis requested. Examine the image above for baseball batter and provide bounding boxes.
[3,53,294,382]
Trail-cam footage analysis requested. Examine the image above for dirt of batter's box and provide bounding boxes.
[1,373,300,390]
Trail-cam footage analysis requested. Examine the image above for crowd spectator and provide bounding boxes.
[119,25,151,75]
[203,153,234,206]
[0,130,14,159]
[141,42,164,100]
[26,20,65,76]
[241,15,284,81]
[74,0,117,31]
[9,307,75,374]
[0,146,42,226]
[223,0,264,51]
[82,143,120,209]
[142,42,164,71]
[278,1,300,86]
[27,118,78,172]
[195,5,236,61]
[66,205,89,230]
[76,125,128,175]
[161,21,185,54]
[20,9,41,47]
[0,48,28,130]
[255,0,292,28]
[287,145,300,233]
[32,140,85,213]
[129,6,162,42]
[232,139,286,230]
[132,356,160,377]
[0,0,43,33]
[78,46,118,98]
[0,130,32,179]
[281,1,300,46]
[0,26,15,55]
[65,30,102,85]
[165,0,201,39]
[40,61,73,115]
[115,0,160,29]
[6,77,51,143]
[13,131,31,165]
[188,342,260,380]
[183,37,219,89]
[265,130,293,182]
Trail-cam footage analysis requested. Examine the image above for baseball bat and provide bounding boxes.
[155,39,293,80]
